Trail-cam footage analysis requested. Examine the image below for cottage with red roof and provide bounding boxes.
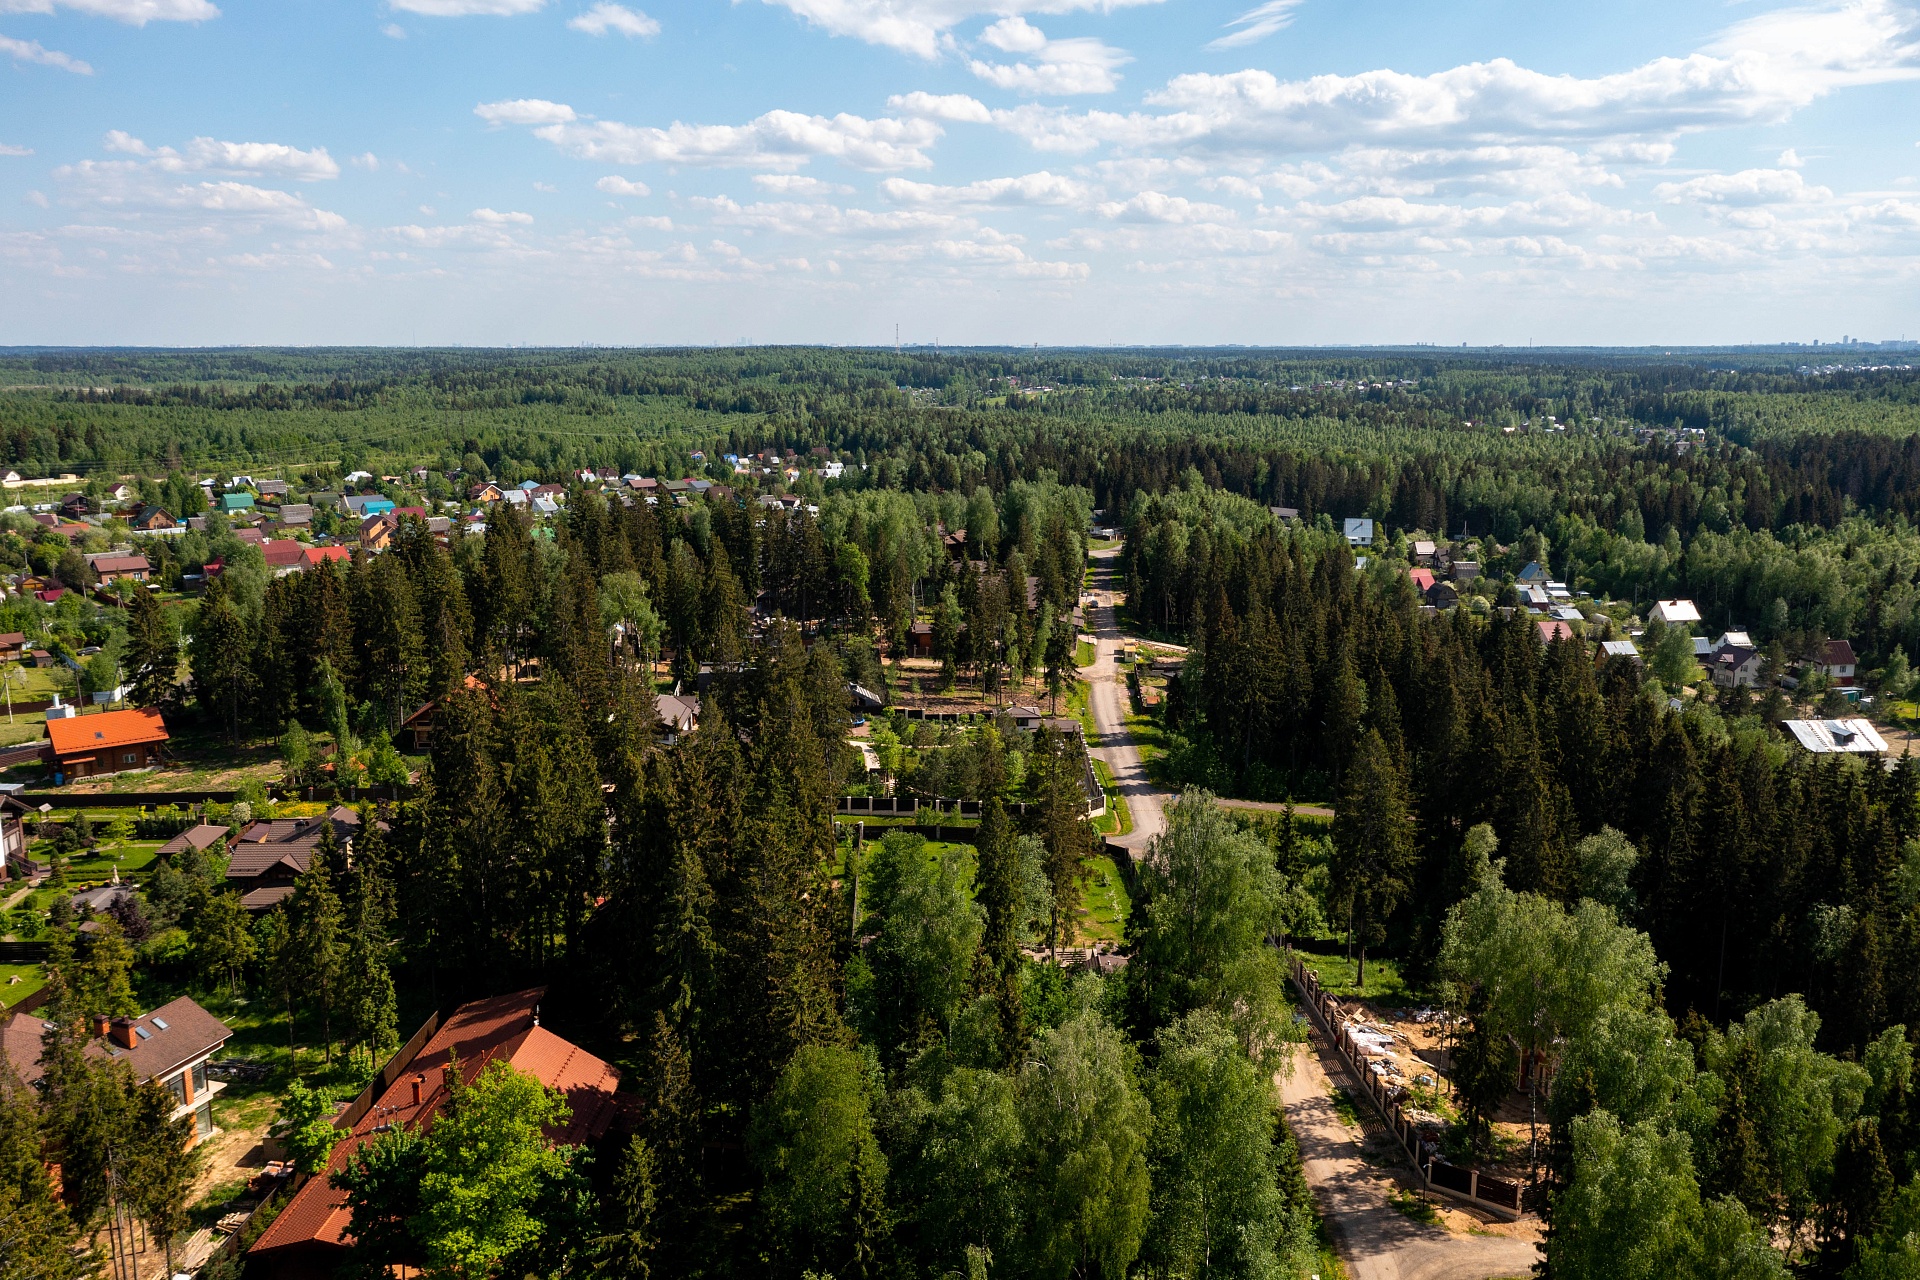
[248,987,622,1280]
[43,706,168,781]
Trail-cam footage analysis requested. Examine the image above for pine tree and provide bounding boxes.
[288,829,347,1064]
[1330,729,1416,991]
[189,579,254,740]
[125,586,180,710]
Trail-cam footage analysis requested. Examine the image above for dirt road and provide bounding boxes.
[1080,547,1166,854]
[1280,1032,1540,1280]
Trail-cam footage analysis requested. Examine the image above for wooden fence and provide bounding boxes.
[1288,953,1526,1220]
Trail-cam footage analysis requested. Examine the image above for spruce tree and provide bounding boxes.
[125,586,180,710]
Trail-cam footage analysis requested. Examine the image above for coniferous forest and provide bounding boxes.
[3,344,1920,1280]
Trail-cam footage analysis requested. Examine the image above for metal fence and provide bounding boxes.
[1288,953,1526,1219]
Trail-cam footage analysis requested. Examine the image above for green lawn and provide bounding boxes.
[1089,758,1132,837]
[1074,854,1131,945]
[1297,950,1430,1004]
[0,964,45,1007]
[1076,639,1097,668]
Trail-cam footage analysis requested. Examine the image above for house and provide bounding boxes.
[1451,561,1481,583]
[627,476,658,494]
[300,545,352,571]
[225,809,366,911]
[58,493,90,520]
[657,693,700,744]
[1412,539,1438,565]
[1536,619,1574,644]
[1651,599,1702,627]
[105,482,136,504]
[248,987,622,1280]
[233,528,268,546]
[848,683,884,713]
[88,553,150,583]
[1709,643,1765,689]
[341,495,394,518]
[1007,704,1046,730]
[1812,639,1859,688]
[256,479,289,499]
[1517,561,1548,584]
[907,621,934,658]
[1408,568,1436,593]
[342,470,373,485]
[468,481,505,503]
[501,489,529,508]
[529,484,567,503]
[1269,506,1300,522]
[1519,583,1551,609]
[531,495,560,517]
[358,513,399,550]
[1597,639,1641,668]
[1784,718,1888,755]
[0,633,24,662]
[221,492,255,514]
[1714,631,1754,651]
[261,540,306,574]
[156,822,231,860]
[1343,518,1374,547]
[130,506,176,532]
[0,793,26,876]
[278,503,314,527]
[1,996,231,1145]
[1426,580,1460,609]
[43,707,168,782]
[1550,605,1584,622]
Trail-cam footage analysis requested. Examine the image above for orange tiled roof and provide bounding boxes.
[249,988,621,1261]
[44,707,167,759]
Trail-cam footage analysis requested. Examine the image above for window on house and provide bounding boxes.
[193,1062,208,1096]
[167,1074,187,1108]
[195,1100,214,1139]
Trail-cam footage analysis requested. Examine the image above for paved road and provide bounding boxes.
[1280,1033,1540,1280]
[1079,546,1166,854]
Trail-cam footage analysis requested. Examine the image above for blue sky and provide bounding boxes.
[1,0,1917,345]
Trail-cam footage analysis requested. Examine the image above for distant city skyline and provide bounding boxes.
[1,0,1917,345]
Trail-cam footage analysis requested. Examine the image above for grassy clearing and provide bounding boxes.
[1328,1083,1363,1128]
[1298,950,1430,1005]
[1089,758,1132,837]
[1074,853,1131,945]
[0,964,45,1006]
[1388,1188,1441,1226]
[1076,639,1097,669]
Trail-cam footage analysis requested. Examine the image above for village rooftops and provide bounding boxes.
[1784,718,1888,754]
[249,987,622,1271]
[1651,599,1702,626]
[1,994,230,1091]
[156,822,231,859]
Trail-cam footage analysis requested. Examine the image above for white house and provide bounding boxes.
[1651,599,1702,626]
[1343,518,1375,547]
[1784,718,1887,754]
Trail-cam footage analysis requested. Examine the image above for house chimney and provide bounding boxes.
[91,1013,110,1037]
[109,1017,138,1050]
[411,1074,424,1107]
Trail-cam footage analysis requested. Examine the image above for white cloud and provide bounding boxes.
[0,0,218,24]
[753,173,853,195]
[1095,190,1233,222]
[569,2,657,36]
[182,137,340,180]
[390,0,544,14]
[990,0,1920,158]
[473,207,534,222]
[352,152,380,170]
[97,132,339,180]
[476,98,578,126]
[1778,147,1805,168]
[0,144,33,156]
[529,109,945,170]
[628,214,673,229]
[595,174,652,195]
[0,33,93,73]
[381,22,406,37]
[968,18,1128,95]
[888,92,994,123]
[24,189,49,206]
[1654,168,1831,205]
[880,170,1089,206]
[1207,0,1305,51]
[752,0,1165,59]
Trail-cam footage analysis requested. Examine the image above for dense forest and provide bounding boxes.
[6,346,1920,1280]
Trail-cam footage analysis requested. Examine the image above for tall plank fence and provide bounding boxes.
[1288,952,1527,1220]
